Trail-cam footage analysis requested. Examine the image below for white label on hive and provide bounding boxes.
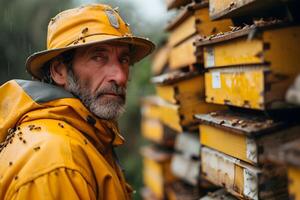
[206,47,215,67]
[212,72,221,89]
[244,169,258,200]
[246,138,257,163]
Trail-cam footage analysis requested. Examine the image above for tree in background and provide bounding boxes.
[0,0,74,83]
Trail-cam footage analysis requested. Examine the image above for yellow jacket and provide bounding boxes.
[0,80,132,200]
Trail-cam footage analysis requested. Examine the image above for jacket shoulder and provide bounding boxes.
[0,119,97,198]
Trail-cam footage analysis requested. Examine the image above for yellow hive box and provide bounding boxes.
[141,117,176,147]
[169,35,198,69]
[204,65,299,109]
[151,72,227,132]
[279,139,300,200]
[194,4,232,38]
[199,25,300,70]
[196,25,300,109]
[288,167,300,200]
[152,45,170,76]
[208,0,296,20]
[166,2,232,47]
[141,146,176,200]
[158,96,225,132]
[152,71,205,104]
[195,110,300,165]
[141,96,162,119]
[201,147,289,200]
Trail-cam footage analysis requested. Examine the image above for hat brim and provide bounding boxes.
[26,35,156,80]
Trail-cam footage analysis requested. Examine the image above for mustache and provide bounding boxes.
[95,83,126,99]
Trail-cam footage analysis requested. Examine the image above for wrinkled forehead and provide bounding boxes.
[76,42,131,55]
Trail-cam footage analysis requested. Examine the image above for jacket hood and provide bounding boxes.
[0,80,124,147]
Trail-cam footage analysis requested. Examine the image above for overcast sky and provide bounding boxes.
[128,0,170,22]
[75,0,172,23]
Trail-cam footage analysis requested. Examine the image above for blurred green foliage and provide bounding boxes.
[0,0,167,199]
[0,0,74,82]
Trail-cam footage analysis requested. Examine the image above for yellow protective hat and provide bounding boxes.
[26,4,156,80]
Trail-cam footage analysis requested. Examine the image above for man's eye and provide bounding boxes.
[121,57,130,65]
[92,55,107,62]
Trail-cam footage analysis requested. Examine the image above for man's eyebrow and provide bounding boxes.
[88,47,110,53]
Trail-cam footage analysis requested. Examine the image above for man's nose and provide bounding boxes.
[109,61,128,87]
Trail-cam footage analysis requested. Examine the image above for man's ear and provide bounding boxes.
[49,60,68,87]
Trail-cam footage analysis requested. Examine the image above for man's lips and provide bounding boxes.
[97,93,125,100]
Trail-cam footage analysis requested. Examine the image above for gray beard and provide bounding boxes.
[65,70,126,120]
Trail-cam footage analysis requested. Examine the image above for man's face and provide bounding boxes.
[65,43,130,120]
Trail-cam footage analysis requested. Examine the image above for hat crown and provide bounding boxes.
[47,4,132,49]
[25,3,155,80]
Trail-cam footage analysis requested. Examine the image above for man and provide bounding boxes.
[0,4,155,200]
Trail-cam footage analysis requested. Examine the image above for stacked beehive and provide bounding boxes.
[140,0,235,199]
[140,0,300,199]
[193,0,300,199]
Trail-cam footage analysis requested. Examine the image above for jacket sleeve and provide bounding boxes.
[10,168,96,200]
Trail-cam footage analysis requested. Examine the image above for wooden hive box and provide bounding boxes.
[158,96,223,132]
[171,132,200,185]
[195,110,300,166]
[208,0,299,20]
[141,96,163,120]
[152,45,170,76]
[152,71,205,104]
[286,74,300,105]
[279,139,300,200]
[200,189,238,200]
[195,24,300,110]
[166,2,232,48]
[141,117,177,147]
[169,35,199,69]
[151,72,226,132]
[201,146,289,200]
[141,146,177,200]
[165,181,202,200]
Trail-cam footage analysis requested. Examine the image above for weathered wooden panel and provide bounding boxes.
[169,35,198,69]
[197,25,300,71]
[152,45,170,76]
[168,15,196,47]
[171,133,200,185]
[287,167,300,200]
[278,139,300,200]
[141,118,176,147]
[200,189,238,200]
[166,181,201,200]
[141,146,176,199]
[196,110,300,165]
[158,97,226,132]
[204,66,297,110]
[195,23,300,110]
[194,6,233,37]
[141,96,163,119]
[286,74,300,105]
[209,0,296,20]
[201,147,289,200]
[167,2,232,47]
[152,71,204,104]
